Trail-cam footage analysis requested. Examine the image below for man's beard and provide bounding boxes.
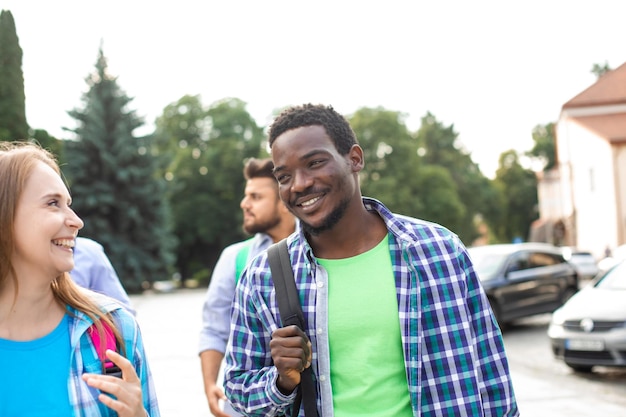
[243,214,281,235]
[300,195,350,237]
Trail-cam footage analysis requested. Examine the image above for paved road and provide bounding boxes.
[503,315,626,417]
[131,288,212,417]
[131,288,626,417]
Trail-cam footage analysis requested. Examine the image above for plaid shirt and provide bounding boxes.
[225,197,519,417]
[68,291,160,416]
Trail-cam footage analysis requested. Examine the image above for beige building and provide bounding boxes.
[534,61,626,259]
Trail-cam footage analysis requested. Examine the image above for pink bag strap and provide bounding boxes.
[88,320,117,369]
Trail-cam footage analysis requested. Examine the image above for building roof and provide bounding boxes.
[570,113,626,143]
[563,61,626,109]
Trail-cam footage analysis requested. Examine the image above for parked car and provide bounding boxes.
[548,260,626,373]
[468,243,579,326]
[561,247,599,280]
[597,244,626,273]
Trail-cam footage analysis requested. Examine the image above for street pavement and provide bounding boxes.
[130,288,212,417]
[130,287,625,417]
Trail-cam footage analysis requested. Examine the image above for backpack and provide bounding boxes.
[235,238,255,284]
[268,239,318,417]
[87,320,122,378]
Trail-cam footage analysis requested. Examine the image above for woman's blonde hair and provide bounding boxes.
[0,141,123,359]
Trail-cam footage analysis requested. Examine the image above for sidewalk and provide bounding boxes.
[131,288,213,417]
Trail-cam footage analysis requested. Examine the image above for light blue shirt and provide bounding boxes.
[199,233,273,354]
[70,237,135,315]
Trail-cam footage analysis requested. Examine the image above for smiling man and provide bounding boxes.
[224,104,519,417]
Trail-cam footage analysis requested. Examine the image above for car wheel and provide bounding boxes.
[565,362,593,373]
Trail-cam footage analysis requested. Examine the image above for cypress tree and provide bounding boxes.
[0,9,28,140]
[64,47,174,292]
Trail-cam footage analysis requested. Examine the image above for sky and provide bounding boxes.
[2,0,625,178]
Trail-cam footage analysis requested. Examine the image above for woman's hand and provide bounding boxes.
[82,349,146,417]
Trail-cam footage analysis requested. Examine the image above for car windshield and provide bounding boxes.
[595,261,626,290]
[467,249,509,281]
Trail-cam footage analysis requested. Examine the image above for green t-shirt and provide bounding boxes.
[317,235,413,417]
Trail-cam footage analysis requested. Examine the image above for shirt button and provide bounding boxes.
[319,375,327,382]
[317,281,324,288]
[317,328,323,334]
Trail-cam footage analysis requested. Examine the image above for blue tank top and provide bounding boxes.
[0,314,73,416]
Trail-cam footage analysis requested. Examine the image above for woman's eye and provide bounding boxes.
[48,199,59,207]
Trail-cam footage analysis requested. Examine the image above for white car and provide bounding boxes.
[597,244,626,273]
[561,248,599,280]
[548,260,626,372]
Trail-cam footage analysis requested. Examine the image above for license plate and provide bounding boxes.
[565,339,604,351]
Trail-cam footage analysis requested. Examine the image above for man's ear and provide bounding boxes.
[348,144,364,172]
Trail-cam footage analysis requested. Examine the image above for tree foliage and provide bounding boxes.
[153,96,265,281]
[415,112,496,243]
[0,10,28,141]
[63,48,174,292]
[591,61,611,79]
[492,150,539,242]
[350,107,422,212]
[528,122,556,171]
[350,108,496,245]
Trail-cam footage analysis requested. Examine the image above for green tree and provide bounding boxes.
[31,129,64,161]
[492,150,539,242]
[591,61,611,79]
[350,107,422,212]
[350,107,466,237]
[527,122,556,171]
[416,112,496,243]
[0,10,28,140]
[63,47,174,292]
[153,96,265,281]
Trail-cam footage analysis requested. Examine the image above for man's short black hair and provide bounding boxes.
[268,104,358,155]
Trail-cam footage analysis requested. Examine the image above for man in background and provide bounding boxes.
[199,157,296,417]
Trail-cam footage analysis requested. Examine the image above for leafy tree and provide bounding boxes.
[527,122,556,171]
[591,61,611,79]
[0,10,28,141]
[350,107,422,211]
[350,107,466,237]
[416,112,496,243]
[153,96,265,281]
[63,47,174,292]
[492,150,539,242]
[31,129,64,161]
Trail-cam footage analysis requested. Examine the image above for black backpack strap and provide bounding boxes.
[268,239,318,417]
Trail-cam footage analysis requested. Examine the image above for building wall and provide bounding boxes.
[614,144,626,245]
[556,118,618,258]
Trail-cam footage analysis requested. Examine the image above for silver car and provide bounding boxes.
[561,248,599,281]
[548,260,626,372]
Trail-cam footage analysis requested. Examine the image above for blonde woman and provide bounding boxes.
[0,142,159,416]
